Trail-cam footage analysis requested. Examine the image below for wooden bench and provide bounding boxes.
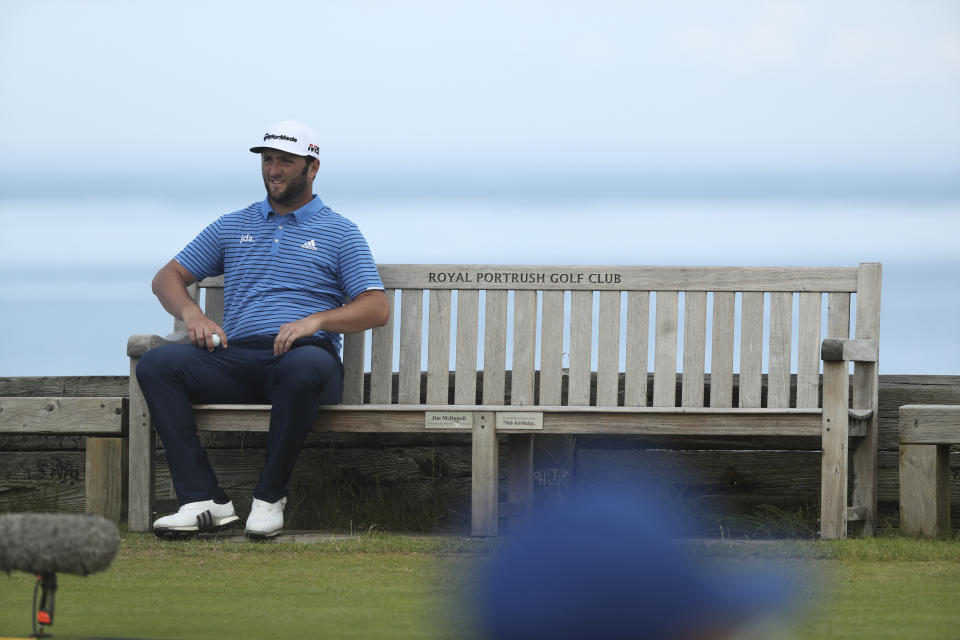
[0,396,127,521]
[899,405,960,537]
[127,263,882,539]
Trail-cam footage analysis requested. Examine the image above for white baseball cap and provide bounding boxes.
[250,120,320,160]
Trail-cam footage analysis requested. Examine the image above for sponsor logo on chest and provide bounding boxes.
[301,239,317,251]
[240,233,255,244]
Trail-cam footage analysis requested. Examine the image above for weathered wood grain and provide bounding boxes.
[768,292,792,408]
[821,339,878,362]
[369,290,395,404]
[341,331,365,404]
[0,376,128,397]
[851,262,882,536]
[899,444,951,537]
[568,290,593,406]
[373,265,860,292]
[820,360,849,539]
[653,291,679,407]
[796,292,821,408]
[597,290,621,407]
[899,405,960,444]
[0,397,125,434]
[454,290,479,405]
[710,292,735,408]
[189,404,823,436]
[398,290,423,404]
[472,412,498,536]
[539,291,564,406]
[624,291,650,407]
[483,291,508,405]
[127,359,154,532]
[682,292,707,408]
[85,437,126,522]
[427,290,452,404]
[739,292,764,408]
[511,290,537,407]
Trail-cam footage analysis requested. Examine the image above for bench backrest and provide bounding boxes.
[187,263,881,409]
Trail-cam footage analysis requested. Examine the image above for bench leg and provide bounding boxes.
[850,360,878,537]
[472,412,498,536]
[128,357,155,532]
[85,437,127,522]
[900,444,951,538]
[820,360,849,539]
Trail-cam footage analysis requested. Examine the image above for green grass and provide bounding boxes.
[1,533,958,639]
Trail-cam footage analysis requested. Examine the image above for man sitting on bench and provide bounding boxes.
[138,120,389,539]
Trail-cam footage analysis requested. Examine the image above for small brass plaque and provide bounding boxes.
[425,411,473,429]
[496,412,544,430]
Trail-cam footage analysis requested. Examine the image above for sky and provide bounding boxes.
[1,0,959,182]
[0,1,958,376]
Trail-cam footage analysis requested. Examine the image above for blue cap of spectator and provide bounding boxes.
[476,486,796,640]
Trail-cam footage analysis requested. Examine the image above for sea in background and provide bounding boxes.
[1,177,958,377]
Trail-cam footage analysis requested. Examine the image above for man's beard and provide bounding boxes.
[264,163,310,204]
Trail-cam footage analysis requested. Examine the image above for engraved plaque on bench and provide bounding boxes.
[425,411,474,429]
[496,412,544,430]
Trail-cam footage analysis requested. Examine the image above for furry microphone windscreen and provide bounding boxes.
[0,513,121,576]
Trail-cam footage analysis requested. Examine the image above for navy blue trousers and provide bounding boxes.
[136,336,343,505]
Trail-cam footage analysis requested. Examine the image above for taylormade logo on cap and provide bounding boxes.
[250,121,320,160]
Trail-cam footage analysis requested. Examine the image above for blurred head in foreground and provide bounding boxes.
[476,486,796,640]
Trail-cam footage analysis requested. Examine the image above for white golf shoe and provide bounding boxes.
[152,499,239,538]
[245,497,287,539]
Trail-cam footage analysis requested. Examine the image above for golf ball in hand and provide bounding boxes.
[211,333,221,347]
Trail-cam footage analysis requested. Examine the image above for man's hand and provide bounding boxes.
[184,309,227,352]
[274,316,322,356]
[152,260,226,352]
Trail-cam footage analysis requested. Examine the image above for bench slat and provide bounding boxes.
[739,292,764,408]
[768,292,793,408]
[427,290,452,404]
[568,290,593,406]
[204,285,224,324]
[454,290,479,405]
[512,290,537,406]
[342,331,365,404]
[369,290,395,403]
[682,291,707,407]
[653,291,678,407]
[797,292,821,408]
[710,291,735,408]
[827,291,850,340]
[624,291,650,407]
[398,290,423,404]
[483,290,508,404]
[539,290,564,405]
[597,290,621,407]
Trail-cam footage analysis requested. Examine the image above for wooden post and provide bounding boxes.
[85,437,126,522]
[471,412,498,536]
[820,360,849,539]
[899,444,951,538]
[127,358,155,532]
[850,262,881,537]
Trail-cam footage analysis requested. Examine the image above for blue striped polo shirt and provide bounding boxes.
[174,195,384,352]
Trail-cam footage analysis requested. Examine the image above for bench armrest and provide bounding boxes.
[127,333,191,357]
[820,338,877,363]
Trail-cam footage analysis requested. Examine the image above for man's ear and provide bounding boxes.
[308,157,320,180]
